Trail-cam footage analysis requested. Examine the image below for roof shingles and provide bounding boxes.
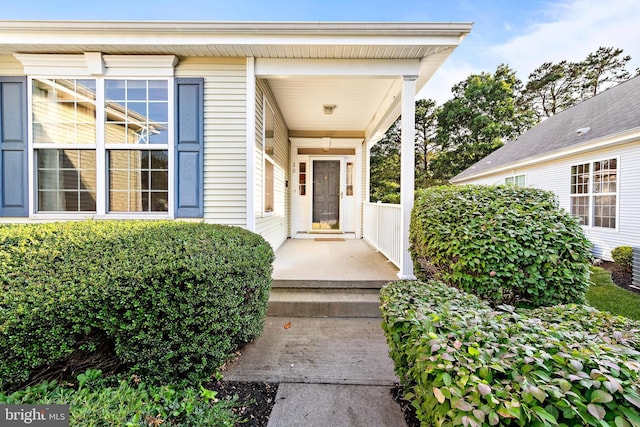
[452,75,640,182]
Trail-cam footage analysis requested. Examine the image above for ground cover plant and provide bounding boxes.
[410,185,592,308]
[0,369,241,427]
[0,220,274,392]
[381,280,640,427]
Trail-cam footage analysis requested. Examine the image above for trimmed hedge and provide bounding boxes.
[381,280,640,427]
[612,246,633,272]
[410,185,592,308]
[0,221,274,391]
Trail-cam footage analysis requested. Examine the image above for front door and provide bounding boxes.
[312,160,340,231]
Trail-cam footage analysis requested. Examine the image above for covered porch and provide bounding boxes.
[273,238,399,282]
[252,23,472,278]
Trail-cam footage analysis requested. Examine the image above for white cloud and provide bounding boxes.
[419,61,477,105]
[421,0,640,105]
[489,0,640,79]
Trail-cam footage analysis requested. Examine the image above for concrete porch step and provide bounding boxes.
[267,280,383,318]
[272,279,389,289]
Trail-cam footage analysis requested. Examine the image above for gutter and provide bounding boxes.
[0,20,473,38]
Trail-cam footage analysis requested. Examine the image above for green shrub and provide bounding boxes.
[410,185,592,307]
[0,369,240,426]
[0,221,274,391]
[381,280,640,427]
[612,246,633,272]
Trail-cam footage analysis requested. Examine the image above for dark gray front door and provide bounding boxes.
[312,160,340,230]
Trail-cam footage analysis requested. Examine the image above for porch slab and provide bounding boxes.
[273,238,399,281]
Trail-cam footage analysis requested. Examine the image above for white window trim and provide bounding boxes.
[262,95,275,217]
[27,72,175,219]
[505,173,526,186]
[569,156,619,231]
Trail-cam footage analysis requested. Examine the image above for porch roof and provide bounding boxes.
[0,20,472,142]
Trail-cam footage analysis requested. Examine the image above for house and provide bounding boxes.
[451,76,640,286]
[0,20,472,279]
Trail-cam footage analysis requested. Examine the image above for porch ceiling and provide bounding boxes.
[266,76,397,134]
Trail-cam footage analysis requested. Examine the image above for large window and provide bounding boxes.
[32,78,171,215]
[570,158,617,228]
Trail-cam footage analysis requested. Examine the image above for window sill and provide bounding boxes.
[31,213,175,221]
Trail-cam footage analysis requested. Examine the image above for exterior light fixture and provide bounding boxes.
[323,104,336,115]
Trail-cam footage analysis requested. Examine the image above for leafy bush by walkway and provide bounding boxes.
[410,185,592,308]
[0,221,274,392]
[381,280,640,427]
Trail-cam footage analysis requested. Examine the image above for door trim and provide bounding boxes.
[308,157,343,233]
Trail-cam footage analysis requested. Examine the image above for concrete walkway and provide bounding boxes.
[223,317,407,427]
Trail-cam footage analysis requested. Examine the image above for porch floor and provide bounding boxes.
[272,238,399,281]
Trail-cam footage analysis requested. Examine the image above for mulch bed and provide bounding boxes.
[206,381,278,427]
[600,261,637,293]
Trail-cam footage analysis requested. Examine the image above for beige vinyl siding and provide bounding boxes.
[175,58,248,226]
[457,139,640,261]
[255,78,289,249]
[0,55,23,75]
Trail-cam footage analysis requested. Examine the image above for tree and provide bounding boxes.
[369,98,442,202]
[523,47,635,119]
[580,46,633,97]
[414,98,442,188]
[369,120,401,203]
[431,64,535,180]
[523,60,582,120]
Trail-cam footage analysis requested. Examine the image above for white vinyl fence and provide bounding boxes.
[363,202,402,268]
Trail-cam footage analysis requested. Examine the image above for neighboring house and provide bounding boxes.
[451,76,640,286]
[0,21,472,279]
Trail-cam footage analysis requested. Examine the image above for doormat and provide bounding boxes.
[314,238,345,241]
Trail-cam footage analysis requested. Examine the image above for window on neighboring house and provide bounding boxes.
[505,174,525,186]
[32,78,171,214]
[570,158,617,228]
[263,98,275,214]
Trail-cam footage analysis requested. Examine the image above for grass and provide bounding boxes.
[586,266,640,320]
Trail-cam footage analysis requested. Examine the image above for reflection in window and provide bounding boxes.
[37,149,96,212]
[346,162,354,196]
[264,160,274,213]
[299,162,306,196]
[32,79,97,144]
[505,174,525,186]
[105,80,169,145]
[109,150,168,212]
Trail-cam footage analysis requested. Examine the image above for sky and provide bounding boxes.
[3,0,640,104]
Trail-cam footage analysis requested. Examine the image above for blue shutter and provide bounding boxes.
[175,78,204,218]
[0,77,28,217]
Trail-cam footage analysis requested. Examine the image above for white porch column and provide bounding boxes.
[399,75,418,280]
[245,57,256,232]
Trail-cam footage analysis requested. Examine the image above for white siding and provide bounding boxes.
[255,79,289,249]
[0,55,23,75]
[457,140,640,261]
[176,58,248,226]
